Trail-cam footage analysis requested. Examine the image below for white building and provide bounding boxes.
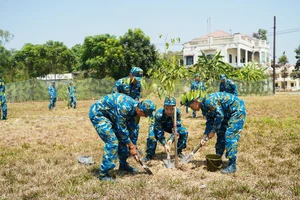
[183,30,271,68]
[268,64,300,91]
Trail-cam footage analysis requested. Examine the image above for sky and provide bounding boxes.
[1,0,300,64]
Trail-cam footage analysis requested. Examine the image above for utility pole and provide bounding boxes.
[272,16,276,94]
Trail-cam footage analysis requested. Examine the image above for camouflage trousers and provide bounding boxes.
[145,127,188,157]
[69,96,76,108]
[0,97,7,119]
[48,97,56,110]
[215,108,246,161]
[89,109,137,177]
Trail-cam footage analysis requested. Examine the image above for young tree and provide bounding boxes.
[278,51,289,66]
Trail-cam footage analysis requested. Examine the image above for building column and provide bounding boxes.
[237,46,240,67]
[245,50,248,65]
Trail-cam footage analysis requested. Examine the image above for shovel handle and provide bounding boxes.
[167,151,171,160]
[193,137,208,154]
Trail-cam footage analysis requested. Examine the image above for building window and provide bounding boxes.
[291,83,294,87]
[186,56,194,65]
[235,56,237,63]
[229,54,232,63]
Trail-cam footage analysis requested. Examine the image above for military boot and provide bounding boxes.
[221,159,236,174]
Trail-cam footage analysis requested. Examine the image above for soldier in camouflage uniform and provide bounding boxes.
[89,93,155,182]
[186,73,206,118]
[142,96,188,162]
[0,79,8,120]
[219,74,238,96]
[112,67,143,101]
[181,92,246,174]
[48,81,57,110]
[67,81,76,109]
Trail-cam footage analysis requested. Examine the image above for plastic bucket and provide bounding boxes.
[206,154,222,172]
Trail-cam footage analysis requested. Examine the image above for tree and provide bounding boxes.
[191,51,234,92]
[0,46,21,82]
[0,29,14,47]
[71,44,83,72]
[120,28,159,79]
[253,29,267,41]
[81,34,124,79]
[295,45,300,70]
[278,51,289,66]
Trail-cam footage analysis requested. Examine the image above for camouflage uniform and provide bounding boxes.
[145,97,188,159]
[0,79,8,120]
[89,93,155,178]
[48,82,57,110]
[200,92,246,165]
[68,82,76,109]
[112,67,143,100]
[189,74,206,118]
[219,74,238,96]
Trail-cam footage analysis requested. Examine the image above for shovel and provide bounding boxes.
[134,155,153,175]
[180,137,208,164]
[163,151,175,168]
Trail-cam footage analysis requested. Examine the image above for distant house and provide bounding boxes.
[183,30,271,68]
[36,73,76,82]
[268,64,300,91]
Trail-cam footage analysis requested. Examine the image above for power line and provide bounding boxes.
[267,27,300,36]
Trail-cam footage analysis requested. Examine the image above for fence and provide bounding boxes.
[5,78,273,102]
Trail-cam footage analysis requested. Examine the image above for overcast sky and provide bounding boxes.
[1,0,300,64]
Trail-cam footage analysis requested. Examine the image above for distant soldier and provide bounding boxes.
[142,96,188,162]
[181,91,246,174]
[67,81,76,109]
[48,81,57,110]
[219,74,238,96]
[112,67,143,101]
[0,79,8,120]
[89,93,155,182]
[187,73,206,118]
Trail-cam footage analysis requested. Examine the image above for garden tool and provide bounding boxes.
[180,137,208,164]
[163,151,175,168]
[134,155,153,175]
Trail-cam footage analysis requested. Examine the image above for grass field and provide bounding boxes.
[0,94,300,200]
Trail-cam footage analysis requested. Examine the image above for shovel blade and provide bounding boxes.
[163,159,175,168]
[180,153,193,164]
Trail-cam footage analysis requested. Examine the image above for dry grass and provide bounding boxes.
[0,95,300,200]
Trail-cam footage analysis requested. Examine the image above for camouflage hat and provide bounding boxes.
[164,96,176,106]
[194,73,200,78]
[51,81,55,84]
[139,100,156,117]
[0,79,2,82]
[69,81,73,84]
[130,67,143,81]
[220,74,227,80]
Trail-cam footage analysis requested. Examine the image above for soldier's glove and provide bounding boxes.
[128,142,138,156]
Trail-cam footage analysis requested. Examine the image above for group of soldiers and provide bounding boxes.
[0,68,246,183]
[88,67,246,183]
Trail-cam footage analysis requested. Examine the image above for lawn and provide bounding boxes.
[0,94,299,199]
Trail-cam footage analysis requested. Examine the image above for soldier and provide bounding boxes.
[89,93,155,182]
[187,73,206,118]
[142,96,188,162]
[48,81,57,110]
[181,91,246,174]
[67,81,76,109]
[0,79,8,120]
[112,67,143,101]
[219,74,238,96]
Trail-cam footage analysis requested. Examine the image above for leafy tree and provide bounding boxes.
[295,45,300,70]
[0,46,21,82]
[71,44,83,72]
[120,28,159,79]
[278,51,289,66]
[232,62,267,81]
[190,51,234,92]
[81,34,124,79]
[0,29,14,47]
[253,29,267,41]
